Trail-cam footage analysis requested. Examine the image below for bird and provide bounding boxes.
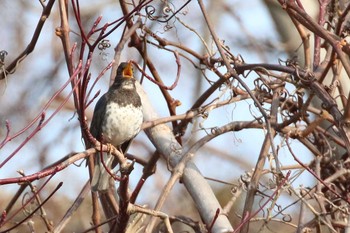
[89,61,143,191]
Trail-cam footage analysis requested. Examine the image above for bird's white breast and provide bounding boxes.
[102,102,143,146]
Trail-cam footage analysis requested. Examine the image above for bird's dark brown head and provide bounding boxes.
[117,61,133,79]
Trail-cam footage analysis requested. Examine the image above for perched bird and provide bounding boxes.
[90,61,143,191]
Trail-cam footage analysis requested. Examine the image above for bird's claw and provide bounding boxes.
[106,143,113,154]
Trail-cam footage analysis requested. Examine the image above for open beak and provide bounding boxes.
[122,62,133,78]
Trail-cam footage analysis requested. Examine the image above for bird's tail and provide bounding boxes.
[91,152,114,192]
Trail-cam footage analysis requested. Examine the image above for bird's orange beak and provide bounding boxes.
[122,62,133,78]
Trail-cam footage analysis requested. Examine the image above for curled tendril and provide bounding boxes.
[254,77,272,94]
[281,97,298,118]
[145,3,175,22]
[279,88,289,99]
[98,39,111,51]
[0,50,8,70]
[278,57,299,68]
[163,24,173,31]
[240,172,252,187]
[22,191,32,215]
[163,5,172,15]
[145,0,191,23]
[230,185,238,194]
[210,127,222,135]
[282,213,292,222]
[286,57,299,67]
[0,50,8,63]
[145,5,158,21]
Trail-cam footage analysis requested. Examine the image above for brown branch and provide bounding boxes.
[119,1,182,129]
[197,0,279,173]
[18,170,53,232]
[0,61,83,167]
[235,171,291,233]
[130,151,159,204]
[240,130,277,233]
[0,0,56,80]
[278,1,350,79]
[110,19,142,84]
[142,26,205,62]
[288,14,311,69]
[131,50,182,90]
[1,172,59,228]
[0,183,62,233]
[0,149,93,185]
[235,61,350,154]
[53,181,91,233]
[313,0,331,68]
[286,136,350,205]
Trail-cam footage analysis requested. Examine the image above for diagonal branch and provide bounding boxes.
[0,0,56,80]
[136,82,234,233]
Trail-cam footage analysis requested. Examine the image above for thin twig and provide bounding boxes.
[0,0,56,80]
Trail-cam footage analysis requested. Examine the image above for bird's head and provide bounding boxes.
[117,61,133,79]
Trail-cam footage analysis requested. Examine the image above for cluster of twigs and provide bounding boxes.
[1,0,350,232]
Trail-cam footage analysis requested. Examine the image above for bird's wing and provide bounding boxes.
[90,94,107,140]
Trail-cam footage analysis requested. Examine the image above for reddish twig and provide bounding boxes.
[71,0,92,47]
[53,181,90,233]
[286,136,350,204]
[115,173,131,232]
[0,52,81,151]
[0,182,62,233]
[0,0,56,80]
[278,1,350,80]
[80,214,122,233]
[234,171,291,233]
[130,152,159,203]
[0,173,59,228]
[99,145,122,182]
[93,0,153,44]
[119,0,181,130]
[131,51,181,90]
[85,61,114,107]
[0,149,94,185]
[198,0,279,167]
[208,208,221,232]
[0,61,83,168]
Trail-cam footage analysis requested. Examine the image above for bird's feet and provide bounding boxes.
[106,143,114,154]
